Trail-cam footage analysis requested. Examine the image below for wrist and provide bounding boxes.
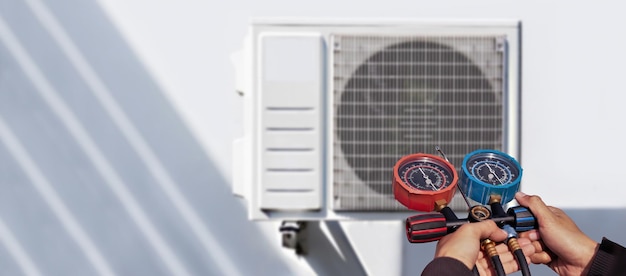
[580,238,600,275]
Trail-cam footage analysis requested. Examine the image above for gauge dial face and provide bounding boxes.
[465,153,520,186]
[398,158,455,191]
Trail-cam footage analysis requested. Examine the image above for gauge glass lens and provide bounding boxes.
[398,158,454,191]
[466,153,520,185]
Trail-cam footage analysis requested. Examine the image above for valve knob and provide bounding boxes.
[507,206,537,232]
[405,212,448,243]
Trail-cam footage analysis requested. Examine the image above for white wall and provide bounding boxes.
[0,0,624,275]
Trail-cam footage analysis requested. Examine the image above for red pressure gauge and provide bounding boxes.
[393,153,459,212]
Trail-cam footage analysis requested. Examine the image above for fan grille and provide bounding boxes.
[332,35,506,211]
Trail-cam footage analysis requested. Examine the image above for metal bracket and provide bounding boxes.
[279,221,307,255]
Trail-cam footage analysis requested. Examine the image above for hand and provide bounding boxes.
[474,236,537,276]
[434,220,508,270]
[516,192,599,276]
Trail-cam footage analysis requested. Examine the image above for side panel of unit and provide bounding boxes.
[255,33,325,210]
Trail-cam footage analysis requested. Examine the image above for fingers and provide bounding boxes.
[515,192,555,223]
[477,249,533,276]
[526,240,554,264]
[477,242,512,260]
[434,220,510,269]
[476,237,537,276]
[472,220,509,242]
[454,219,508,243]
[477,256,524,276]
[530,240,550,255]
[519,229,540,241]
[519,238,537,257]
[530,251,553,264]
[477,237,534,259]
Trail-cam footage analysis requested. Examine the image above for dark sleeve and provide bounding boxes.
[421,257,474,276]
[587,237,626,276]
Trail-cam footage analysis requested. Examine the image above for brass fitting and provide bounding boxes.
[469,205,492,221]
[434,199,448,212]
[489,195,502,204]
[507,237,521,252]
[481,239,498,258]
[502,225,521,251]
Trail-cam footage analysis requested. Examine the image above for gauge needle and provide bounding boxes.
[419,167,439,190]
[485,163,504,185]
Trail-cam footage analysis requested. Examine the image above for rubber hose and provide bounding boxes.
[491,255,506,276]
[514,248,531,276]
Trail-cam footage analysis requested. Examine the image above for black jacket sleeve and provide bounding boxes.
[422,237,626,276]
[587,237,626,276]
[421,257,474,276]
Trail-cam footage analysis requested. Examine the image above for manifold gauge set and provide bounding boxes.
[392,149,536,275]
[392,148,536,243]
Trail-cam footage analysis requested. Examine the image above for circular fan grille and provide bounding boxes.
[336,39,503,204]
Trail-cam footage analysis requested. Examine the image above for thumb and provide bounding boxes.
[472,220,509,242]
[514,192,554,223]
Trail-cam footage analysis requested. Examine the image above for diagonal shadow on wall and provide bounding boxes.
[0,0,298,274]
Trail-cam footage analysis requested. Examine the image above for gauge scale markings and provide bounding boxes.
[460,150,523,205]
[393,153,459,211]
[399,160,454,191]
[469,160,514,185]
[466,154,520,186]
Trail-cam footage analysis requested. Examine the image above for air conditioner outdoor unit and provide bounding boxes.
[232,19,521,220]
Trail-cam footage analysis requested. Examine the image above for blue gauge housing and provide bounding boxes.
[460,149,523,205]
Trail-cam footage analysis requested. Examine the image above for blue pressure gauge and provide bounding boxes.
[459,149,523,205]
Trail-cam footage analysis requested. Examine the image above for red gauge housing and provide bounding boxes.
[393,153,459,212]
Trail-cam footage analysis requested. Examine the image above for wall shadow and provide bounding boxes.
[0,0,294,274]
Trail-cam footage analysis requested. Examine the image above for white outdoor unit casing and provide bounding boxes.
[232,19,521,220]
